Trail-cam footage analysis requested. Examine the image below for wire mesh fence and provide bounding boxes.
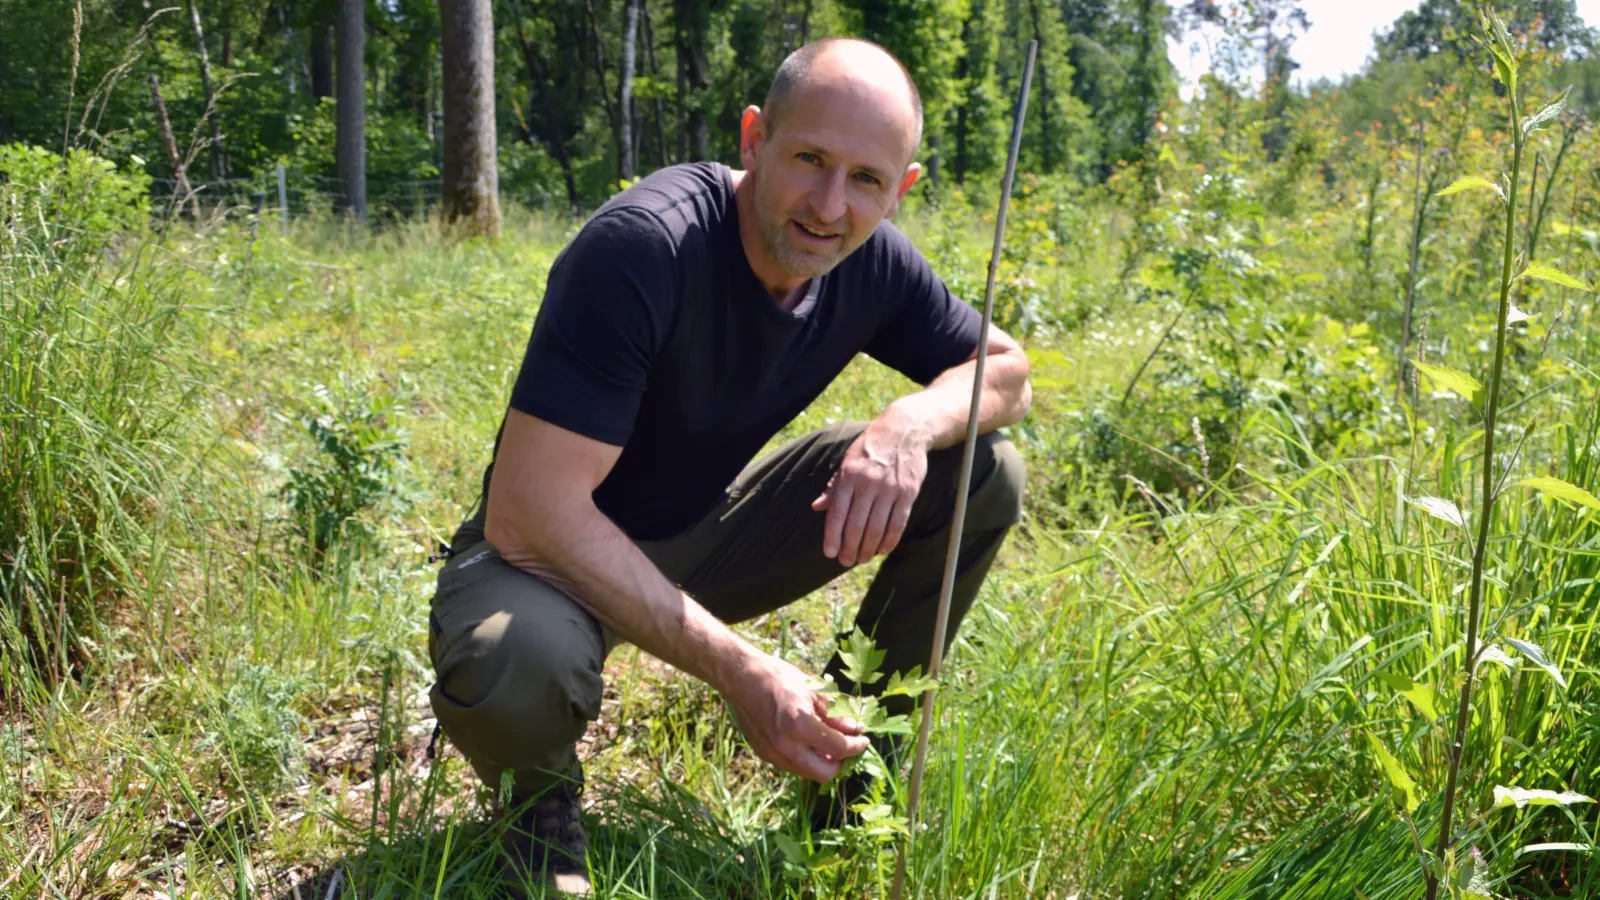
[147,165,562,227]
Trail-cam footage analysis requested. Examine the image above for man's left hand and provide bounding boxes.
[812,411,931,567]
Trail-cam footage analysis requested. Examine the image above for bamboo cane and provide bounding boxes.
[890,38,1036,900]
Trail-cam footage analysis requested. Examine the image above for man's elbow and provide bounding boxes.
[483,509,511,554]
[1015,378,1033,423]
[1005,348,1032,424]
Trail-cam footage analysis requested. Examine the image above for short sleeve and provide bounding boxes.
[862,226,983,385]
[508,208,677,446]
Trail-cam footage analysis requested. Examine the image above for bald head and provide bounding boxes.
[762,38,923,162]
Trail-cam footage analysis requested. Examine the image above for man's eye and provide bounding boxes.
[797,152,821,165]
[855,172,880,185]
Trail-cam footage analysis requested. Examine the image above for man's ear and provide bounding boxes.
[888,162,922,218]
[739,105,764,170]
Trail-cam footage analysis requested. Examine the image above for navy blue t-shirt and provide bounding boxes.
[483,161,982,542]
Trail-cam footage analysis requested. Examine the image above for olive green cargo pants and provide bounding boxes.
[426,420,1024,798]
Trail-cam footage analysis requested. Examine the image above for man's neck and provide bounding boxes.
[729,168,810,311]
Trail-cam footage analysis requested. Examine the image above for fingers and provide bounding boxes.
[855,497,894,564]
[822,484,852,560]
[778,739,843,783]
[880,494,913,558]
[838,491,876,567]
[813,694,865,736]
[811,474,836,512]
[800,708,871,761]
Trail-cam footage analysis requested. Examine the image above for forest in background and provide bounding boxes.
[3,0,1599,217]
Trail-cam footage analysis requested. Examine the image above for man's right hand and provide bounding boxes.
[723,651,870,783]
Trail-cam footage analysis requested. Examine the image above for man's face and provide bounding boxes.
[740,82,920,281]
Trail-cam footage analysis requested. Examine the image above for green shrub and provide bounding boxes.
[0,143,151,246]
[281,372,410,563]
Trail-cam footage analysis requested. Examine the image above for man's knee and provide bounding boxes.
[429,606,604,772]
[925,431,1025,531]
[976,432,1026,527]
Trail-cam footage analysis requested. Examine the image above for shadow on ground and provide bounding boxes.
[266,786,826,900]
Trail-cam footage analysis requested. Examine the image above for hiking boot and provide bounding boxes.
[499,767,592,897]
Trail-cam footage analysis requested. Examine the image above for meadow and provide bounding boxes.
[5,25,1600,900]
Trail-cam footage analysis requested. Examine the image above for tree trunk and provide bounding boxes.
[510,0,580,215]
[676,0,709,160]
[620,0,640,180]
[676,45,688,161]
[147,74,199,218]
[186,0,228,181]
[440,0,502,236]
[425,54,436,142]
[581,0,623,176]
[311,25,333,99]
[282,5,298,96]
[643,5,669,167]
[1026,0,1052,172]
[953,11,973,185]
[336,0,366,219]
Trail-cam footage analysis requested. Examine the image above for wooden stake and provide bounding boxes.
[890,38,1036,900]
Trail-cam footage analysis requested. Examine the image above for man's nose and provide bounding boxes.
[810,169,848,225]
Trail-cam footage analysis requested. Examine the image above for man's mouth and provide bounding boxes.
[793,221,840,242]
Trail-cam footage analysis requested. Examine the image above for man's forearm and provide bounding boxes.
[485,498,757,697]
[881,345,1031,451]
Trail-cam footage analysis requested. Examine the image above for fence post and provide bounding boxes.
[276,163,289,233]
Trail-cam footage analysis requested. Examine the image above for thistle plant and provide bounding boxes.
[1378,9,1598,899]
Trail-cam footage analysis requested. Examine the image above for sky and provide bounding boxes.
[1166,0,1600,98]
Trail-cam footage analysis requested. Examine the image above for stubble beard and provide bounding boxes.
[754,183,847,281]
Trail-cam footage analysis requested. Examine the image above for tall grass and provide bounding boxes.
[0,152,192,701]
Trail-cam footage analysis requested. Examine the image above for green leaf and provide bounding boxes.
[1454,847,1493,899]
[1435,175,1505,202]
[1366,733,1419,814]
[1380,671,1440,721]
[1518,476,1600,512]
[1409,495,1467,528]
[1504,637,1568,689]
[838,629,886,687]
[771,831,807,863]
[1411,360,1483,404]
[882,667,938,698]
[1516,843,1596,858]
[1494,52,1516,89]
[1522,86,1572,136]
[1493,785,1594,810]
[827,693,877,725]
[1480,9,1518,88]
[1518,264,1594,292]
[871,714,915,736]
[1476,644,1519,672]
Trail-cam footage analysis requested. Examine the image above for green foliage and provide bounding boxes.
[1377,0,1597,63]
[1412,359,1484,404]
[1367,733,1421,814]
[200,662,309,793]
[281,373,410,562]
[0,143,150,243]
[778,627,937,887]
